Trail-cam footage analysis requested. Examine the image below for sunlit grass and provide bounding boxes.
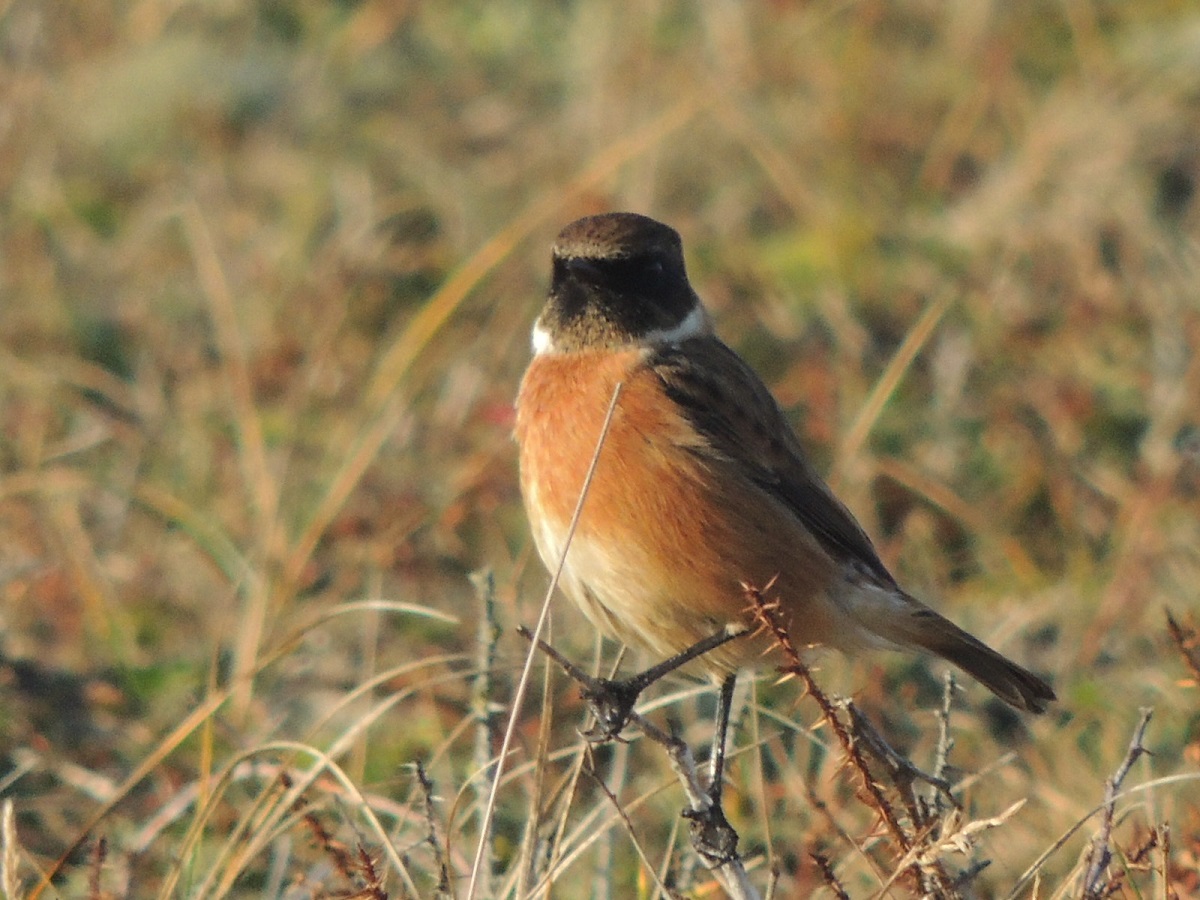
[1,1,1198,897]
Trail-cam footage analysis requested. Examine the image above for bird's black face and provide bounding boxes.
[536,213,702,352]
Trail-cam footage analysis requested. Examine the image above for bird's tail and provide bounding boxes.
[874,599,1056,714]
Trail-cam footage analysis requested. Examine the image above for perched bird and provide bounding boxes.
[515,212,1055,717]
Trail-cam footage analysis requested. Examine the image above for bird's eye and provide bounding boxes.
[645,259,665,277]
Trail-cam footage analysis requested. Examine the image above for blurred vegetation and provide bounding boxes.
[1,1,1199,897]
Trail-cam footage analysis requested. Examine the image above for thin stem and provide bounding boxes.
[465,381,624,900]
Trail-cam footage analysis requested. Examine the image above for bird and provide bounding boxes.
[514,211,1055,723]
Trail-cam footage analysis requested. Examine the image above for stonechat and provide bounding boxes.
[515,212,1055,715]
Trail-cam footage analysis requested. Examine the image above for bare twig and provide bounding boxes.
[468,568,501,892]
[1082,708,1154,899]
[933,672,956,787]
[414,760,451,898]
[635,713,760,900]
[923,670,959,829]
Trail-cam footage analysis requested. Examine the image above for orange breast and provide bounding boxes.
[515,350,842,672]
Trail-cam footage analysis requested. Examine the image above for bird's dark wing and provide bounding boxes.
[646,337,897,588]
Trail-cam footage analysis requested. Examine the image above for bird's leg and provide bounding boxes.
[517,624,749,742]
[708,672,737,798]
[683,673,740,864]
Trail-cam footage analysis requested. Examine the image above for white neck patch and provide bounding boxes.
[641,303,710,345]
[531,319,555,355]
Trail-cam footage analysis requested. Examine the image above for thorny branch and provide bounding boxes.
[744,583,960,898]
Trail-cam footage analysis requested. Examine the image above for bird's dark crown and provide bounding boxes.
[534,212,708,354]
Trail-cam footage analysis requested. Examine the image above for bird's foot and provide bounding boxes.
[515,626,637,741]
[683,789,740,866]
[578,676,643,742]
[517,624,750,742]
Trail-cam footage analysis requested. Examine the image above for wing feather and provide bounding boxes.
[646,337,897,588]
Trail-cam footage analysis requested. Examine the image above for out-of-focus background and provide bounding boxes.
[2,2,1199,897]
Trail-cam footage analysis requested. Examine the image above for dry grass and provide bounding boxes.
[2,1,1199,897]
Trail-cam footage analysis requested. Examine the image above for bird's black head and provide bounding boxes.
[533,213,709,354]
